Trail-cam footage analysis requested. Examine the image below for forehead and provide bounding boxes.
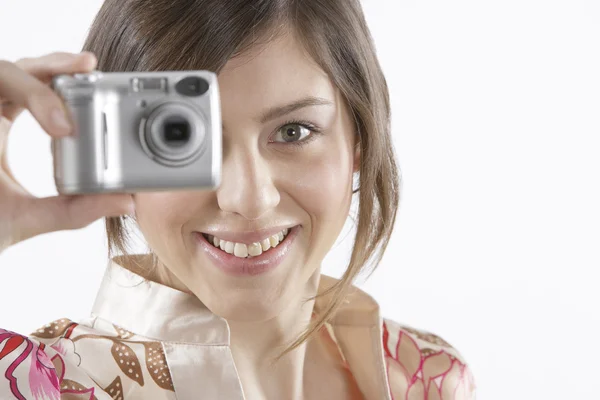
[217,32,336,115]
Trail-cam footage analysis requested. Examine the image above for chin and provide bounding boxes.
[194,265,304,322]
[205,292,289,322]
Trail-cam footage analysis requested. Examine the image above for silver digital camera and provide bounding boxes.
[51,70,221,194]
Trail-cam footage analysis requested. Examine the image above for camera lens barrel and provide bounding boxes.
[141,102,206,166]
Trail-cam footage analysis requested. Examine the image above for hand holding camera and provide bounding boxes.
[0,52,137,252]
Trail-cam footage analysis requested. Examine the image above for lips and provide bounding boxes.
[194,225,301,276]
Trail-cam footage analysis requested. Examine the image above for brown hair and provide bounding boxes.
[83,0,400,362]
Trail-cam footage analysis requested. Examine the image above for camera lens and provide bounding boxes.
[141,102,206,167]
[163,117,191,147]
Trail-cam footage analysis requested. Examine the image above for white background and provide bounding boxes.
[0,0,599,398]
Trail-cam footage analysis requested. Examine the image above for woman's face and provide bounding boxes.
[134,32,359,321]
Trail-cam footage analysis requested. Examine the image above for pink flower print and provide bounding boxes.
[383,322,475,400]
[0,329,60,400]
[29,344,60,400]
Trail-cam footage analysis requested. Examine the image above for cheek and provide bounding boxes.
[283,145,354,227]
[133,193,199,247]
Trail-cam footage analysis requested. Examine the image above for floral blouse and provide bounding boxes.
[0,254,476,399]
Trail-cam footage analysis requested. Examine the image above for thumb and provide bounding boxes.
[19,193,135,239]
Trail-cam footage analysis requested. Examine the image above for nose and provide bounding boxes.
[216,146,280,220]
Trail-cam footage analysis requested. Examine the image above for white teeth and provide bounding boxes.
[205,227,292,258]
[260,238,271,251]
[248,242,262,256]
[269,235,279,247]
[233,243,248,257]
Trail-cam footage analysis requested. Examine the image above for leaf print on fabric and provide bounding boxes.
[104,376,124,400]
[49,348,100,400]
[60,378,98,400]
[112,324,134,340]
[51,353,66,385]
[31,319,75,339]
[111,341,144,386]
[143,342,174,391]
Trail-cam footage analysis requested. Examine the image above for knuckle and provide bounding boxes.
[53,51,76,58]
[15,53,76,72]
[15,57,33,68]
[45,52,79,65]
[26,89,59,109]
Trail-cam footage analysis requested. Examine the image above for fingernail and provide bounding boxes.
[80,52,97,66]
[51,109,72,135]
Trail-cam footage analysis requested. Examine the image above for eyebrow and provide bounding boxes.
[258,96,334,124]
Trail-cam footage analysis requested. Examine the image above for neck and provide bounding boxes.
[127,257,339,398]
[228,299,317,398]
[226,269,321,399]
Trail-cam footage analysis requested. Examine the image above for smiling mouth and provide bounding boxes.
[201,228,291,259]
[195,225,301,276]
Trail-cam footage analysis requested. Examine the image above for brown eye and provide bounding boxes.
[274,123,312,143]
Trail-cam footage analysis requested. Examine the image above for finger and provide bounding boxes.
[0,60,73,136]
[17,193,135,239]
[16,52,97,84]
[0,52,97,120]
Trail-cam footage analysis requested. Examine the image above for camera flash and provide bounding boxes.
[131,77,167,92]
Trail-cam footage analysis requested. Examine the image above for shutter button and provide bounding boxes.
[73,71,102,82]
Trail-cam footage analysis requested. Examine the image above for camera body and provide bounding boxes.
[51,70,221,194]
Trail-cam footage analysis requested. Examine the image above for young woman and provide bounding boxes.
[0,0,476,398]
